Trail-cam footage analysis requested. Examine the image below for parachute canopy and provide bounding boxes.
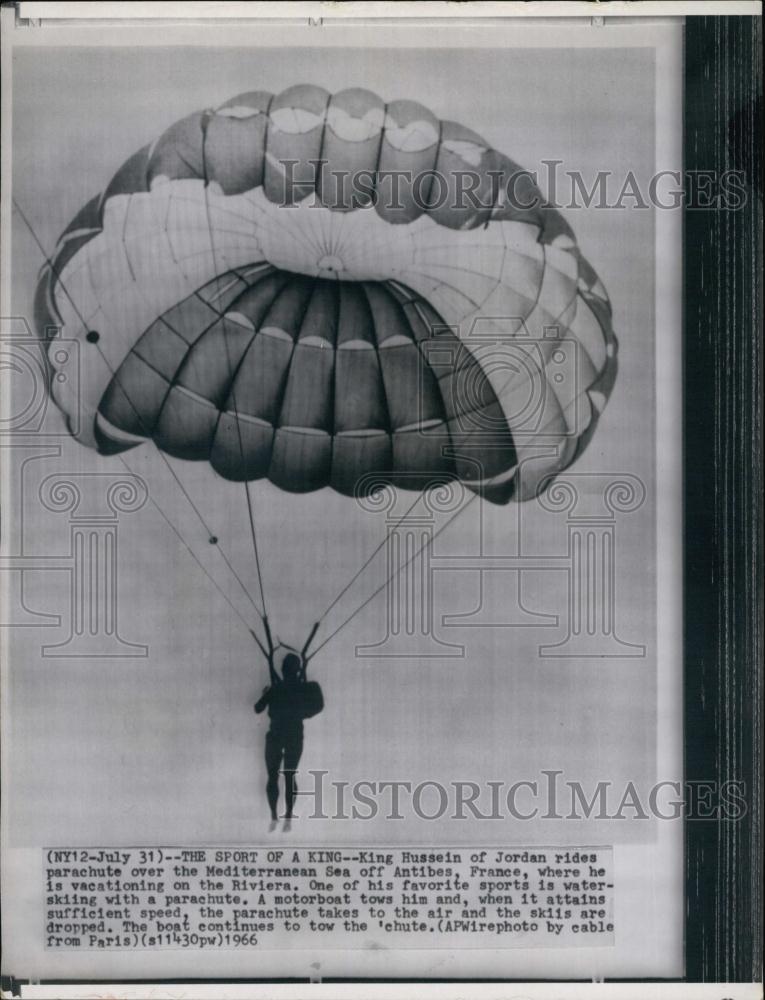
[36,84,617,504]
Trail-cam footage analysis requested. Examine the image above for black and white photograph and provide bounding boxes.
[0,3,761,995]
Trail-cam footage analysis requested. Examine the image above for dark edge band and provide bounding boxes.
[684,13,763,984]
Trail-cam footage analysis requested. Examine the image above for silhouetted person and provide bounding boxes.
[255,651,307,830]
[252,623,323,830]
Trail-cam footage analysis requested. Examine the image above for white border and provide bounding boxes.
[15,1,765,21]
[19,985,764,1000]
[1,8,687,988]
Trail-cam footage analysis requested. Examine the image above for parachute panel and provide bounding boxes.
[210,412,274,482]
[319,88,386,211]
[331,431,392,497]
[270,426,332,493]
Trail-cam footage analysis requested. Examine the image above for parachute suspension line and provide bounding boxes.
[312,279,448,637]
[310,489,480,659]
[313,323,540,655]
[95,342,264,627]
[12,195,265,629]
[12,197,90,332]
[200,118,269,623]
[118,456,255,633]
[243,479,268,617]
[90,336,267,623]
[316,489,423,623]
[313,280,462,639]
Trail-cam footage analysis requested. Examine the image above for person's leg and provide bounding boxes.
[282,731,304,820]
[264,732,283,821]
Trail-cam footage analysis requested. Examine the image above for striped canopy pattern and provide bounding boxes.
[36,84,617,504]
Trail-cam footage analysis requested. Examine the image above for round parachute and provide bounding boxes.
[35,84,617,504]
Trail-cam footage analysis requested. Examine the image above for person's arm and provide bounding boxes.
[299,622,319,681]
[251,625,280,686]
[254,686,271,714]
[263,618,280,686]
[267,656,280,687]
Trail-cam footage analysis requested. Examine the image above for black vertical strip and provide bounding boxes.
[684,14,762,984]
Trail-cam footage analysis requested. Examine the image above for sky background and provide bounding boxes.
[7,42,657,847]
